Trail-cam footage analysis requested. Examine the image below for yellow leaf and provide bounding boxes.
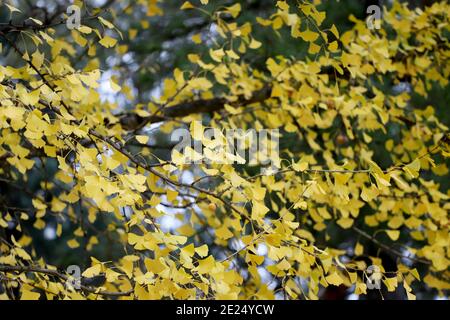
[181,1,194,10]
[181,243,195,257]
[82,263,102,278]
[216,225,234,240]
[249,38,262,49]
[252,201,269,220]
[326,272,343,286]
[67,239,80,248]
[403,158,421,178]
[189,77,212,90]
[226,3,242,18]
[277,259,291,270]
[337,217,354,229]
[191,33,202,44]
[247,254,265,265]
[33,218,45,230]
[78,26,92,34]
[384,277,398,292]
[195,245,209,257]
[210,48,225,62]
[196,256,215,274]
[386,230,400,241]
[328,41,338,52]
[276,1,289,11]
[21,289,40,300]
[355,282,367,295]
[406,291,416,300]
[136,135,149,144]
[299,29,319,42]
[414,56,431,69]
[171,149,185,166]
[166,189,178,202]
[410,268,420,281]
[99,36,117,48]
[226,49,240,60]
[31,51,44,69]
[292,161,308,172]
[190,121,203,141]
[355,242,364,256]
[308,42,321,54]
[330,24,339,39]
[0,219,8,228]
[348,272,357,283]
[252,186,266,201]
[98,17,115,29]
[293,200,307,210]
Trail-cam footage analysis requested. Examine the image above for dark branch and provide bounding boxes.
[0,265,133,297]
[119,86,272,130]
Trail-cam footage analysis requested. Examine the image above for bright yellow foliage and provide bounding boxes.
[0,1,449,300]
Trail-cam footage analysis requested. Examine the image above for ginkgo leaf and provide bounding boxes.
[403,158,421,178]
[136,135,149,144]
[299,29,319,42]
[166,189,178,202]
[249,38,262,49]
[330,24,339,39]
[226,3,242,18]
[99,36,117,48]
[386,230,400,241]
[82,264,103,278]
[328,41,338,52]
[252,201,270,220]
[326,272,344,286]
[98,17,115,29]
[181,1,194,10]
[21,289,40,300]
[252,186,266,201]
[67,239,79,248]
[355,282,367,295]
[293,200,307,210]
[78,26,92,34]
[226,49,240,60]
[190,121,204,141]
[337,217,354,229]
[292,161,308,172]
[354,242,364,256]
[191,33,202,44]
[31,51,44,69]
[308,42,321,55]
[410,269,420,281]
[277,259,291,270]
[195,256,215,274]
[195,245,209,257]
[210,48,225,62]
[216,225,234,240]
[384,277,398,292]
[406,291,416,300]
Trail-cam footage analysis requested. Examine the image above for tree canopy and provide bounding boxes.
[0,0,449,300]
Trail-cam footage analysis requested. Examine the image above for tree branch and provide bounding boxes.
[352,226,431,265]
[119,86,272,130]
[0,265,133,297]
